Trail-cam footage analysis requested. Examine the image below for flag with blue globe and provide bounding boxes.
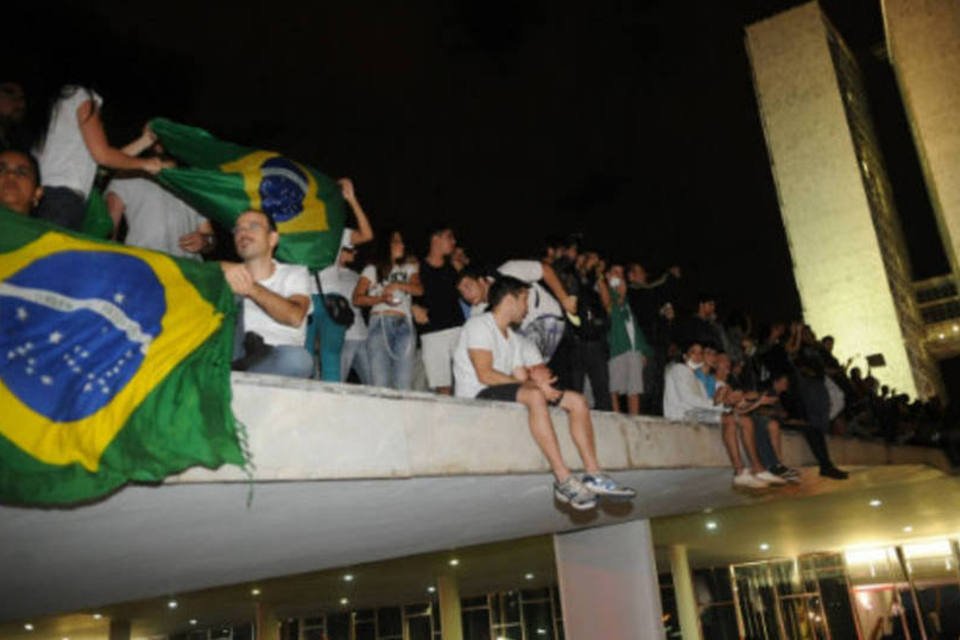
[0,209,243,505]
[151,118,347,271]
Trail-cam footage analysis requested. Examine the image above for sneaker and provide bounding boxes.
[772,465,802,483]
[733,469,770,489]
[755,470,788,486]
[554,476,598,511]
[582,473,637,499]
[820,466,849,480]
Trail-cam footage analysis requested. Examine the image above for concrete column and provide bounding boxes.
[669,545,703,640]
[554,519,664,640]
[255,601,281,640]
[437,573,463,640]
[108,619,131,640]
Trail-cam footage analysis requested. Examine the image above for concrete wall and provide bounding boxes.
[745,3,921,397]
[171,374,951,484]
[883,0,960,276]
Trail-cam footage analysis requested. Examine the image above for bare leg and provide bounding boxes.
[737,415,765,473]
[559,390,601,474]
[768,419,784,461]
[627,394,640,416]
[517,383,572,482]
[721,413,745,473]
[611,393,621,413]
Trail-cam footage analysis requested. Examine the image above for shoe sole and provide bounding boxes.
[586,487,637,499]
[554,492,598,511]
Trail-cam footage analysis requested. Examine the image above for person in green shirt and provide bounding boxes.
[606,263,653,415]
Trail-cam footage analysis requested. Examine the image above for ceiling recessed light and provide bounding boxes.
[339,597,349,606]
[343,573,354,582]
[449,558,460,567]
[706,520,718,531]
[524,573,535,580]
[903,525,913,533]
[24,624,33,632]
[189,619,198,626]
[869,499,883,508]
[167,600,178,610]
[92,614,102,620]
[427,586,436,594]
[251,588,261,596]
[759,543,770,551]
[62,636,70,640]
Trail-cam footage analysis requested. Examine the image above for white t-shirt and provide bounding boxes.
[243,261,312,347]
[107,177,207,260]
[317,264,367,340]
[453,313,542,399]
[360,262,418,319]
[38,87,102,197]
[497,260,563,329]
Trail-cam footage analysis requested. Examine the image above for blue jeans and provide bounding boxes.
[247,345,314,378]
[366,314,414,390]
[305,295,347,382]
[753,414,780,469]
[341,339,372,384]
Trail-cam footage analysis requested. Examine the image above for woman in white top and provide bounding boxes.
[34,85,165,231]
[353,229,423,390]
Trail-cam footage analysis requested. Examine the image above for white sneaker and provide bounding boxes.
[754,470,788,485]
[733,469,770,489]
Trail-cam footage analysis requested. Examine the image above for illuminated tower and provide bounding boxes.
[882,0,960,360]
[745,2,940,397]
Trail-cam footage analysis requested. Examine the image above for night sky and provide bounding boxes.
[10,0,948,326]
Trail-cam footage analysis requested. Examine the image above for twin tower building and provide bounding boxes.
[746,0,960,399]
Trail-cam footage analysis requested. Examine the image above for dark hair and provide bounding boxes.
[701,340,721,352]
[426,221,452,238]
[455,264,489,287]
[822,335,834,343]
[372,228,406,282]
[0,149,40,185]
[488,275,530,311]
[681,339,703,354]
[697,292,717,304]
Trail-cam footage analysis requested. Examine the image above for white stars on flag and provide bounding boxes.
[16,307,28,321]
[48,331,63,344]
[113,292,125,305]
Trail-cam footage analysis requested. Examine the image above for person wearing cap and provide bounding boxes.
[308,177,374,381]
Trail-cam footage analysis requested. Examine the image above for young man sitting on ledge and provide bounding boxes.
[453,275,636,511]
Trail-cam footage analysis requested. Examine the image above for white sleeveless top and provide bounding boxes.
[38,86,102,198]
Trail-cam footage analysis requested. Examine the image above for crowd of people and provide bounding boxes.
[2,80,955,510]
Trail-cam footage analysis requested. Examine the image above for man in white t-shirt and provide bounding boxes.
[106,176,214,259]
[453,275,635,512]
[221,210,313,378]
[455,260,576,362]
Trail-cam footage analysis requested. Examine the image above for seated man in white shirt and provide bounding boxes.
[221,210,313,378]
[453,275,635,511]
[663,340,778,489]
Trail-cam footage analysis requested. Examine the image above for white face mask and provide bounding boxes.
[687,359,704,370]
[608,276,622,289]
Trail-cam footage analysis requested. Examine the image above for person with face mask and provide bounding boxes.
[605,263,652,415]
[663,340,773,488]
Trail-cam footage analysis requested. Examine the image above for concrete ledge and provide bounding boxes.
[169,373,952,483]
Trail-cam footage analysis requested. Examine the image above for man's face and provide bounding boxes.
[433,229,456,256]
[715,354,731,378]
[457,277,484,305]
[627,264,647,284]
[823,337,834,352]
[773,375,789,394]
[685,344,703,365]
[703,347,718,368]
[0,150,40,215]
[506,289,529,323]
[0,83,25,124]
[233,211,277,261]
[698,300,716,319]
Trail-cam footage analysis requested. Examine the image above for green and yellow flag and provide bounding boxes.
[0,209,244,505]
[151,118,346,271]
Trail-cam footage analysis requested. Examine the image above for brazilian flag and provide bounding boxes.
[0,209,244,505]
[151,118,346,271]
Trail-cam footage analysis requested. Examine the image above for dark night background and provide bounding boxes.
[8,0,950,326]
